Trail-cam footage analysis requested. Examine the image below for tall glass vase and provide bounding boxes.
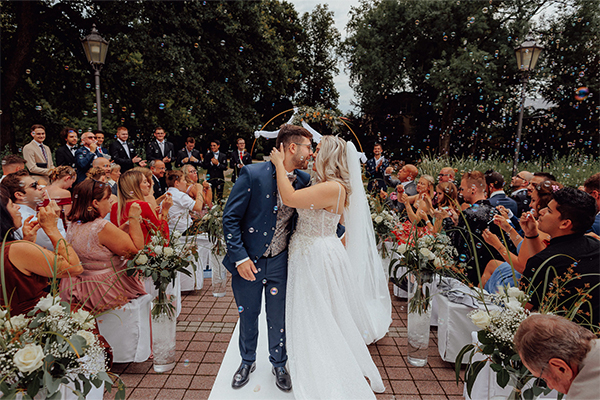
[406,270,433,367]
[211,251,227,297]
[151,290,177,372]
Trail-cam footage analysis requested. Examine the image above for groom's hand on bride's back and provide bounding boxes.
[237,259,258,281]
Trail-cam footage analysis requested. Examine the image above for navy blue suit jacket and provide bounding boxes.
[75,147,99,183]
[488,192,518,217]
[222,162,311,276]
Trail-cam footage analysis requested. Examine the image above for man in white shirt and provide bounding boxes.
[2,170,66,250]
[109,127,146,172]
[165,170,205,234]
[146,127,175,170]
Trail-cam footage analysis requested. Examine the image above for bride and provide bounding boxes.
[270,136,387,399]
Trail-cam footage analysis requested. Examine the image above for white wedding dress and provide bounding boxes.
[286,206,385,400]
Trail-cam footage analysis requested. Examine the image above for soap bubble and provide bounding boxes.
[64,65,69,70]
[159,103,165,110]
[239,46,244,52]
[26,69,31,74]
[35,105,42,111]
[86,83,91,89]
[574,87,589,101]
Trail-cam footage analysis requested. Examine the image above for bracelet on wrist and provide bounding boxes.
[524,234,539,239]
[128,216,141,221]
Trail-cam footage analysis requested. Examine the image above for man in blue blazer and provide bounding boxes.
[485,171,518,216]
[222,125,314,392]
[75,132,101,183]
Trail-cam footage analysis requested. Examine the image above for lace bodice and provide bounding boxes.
[66,218,123,271]
[294,208,341,238]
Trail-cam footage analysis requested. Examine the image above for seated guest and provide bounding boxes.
[485,170,518,217]
[381,164,419,213]
[399,174,435,225]
[527,172,557,196]
[110,169,169,243]
[438,167,455,184]
[61,179,146,313]
[45,166,76,223]
[165,170,210,234]
[2,170,67,251]
[510,170,533,217]
[1,155,25,182]
[108,163,121,194]
[92,157,111,180]
[149,160,167,198]
[423,181,459,233]
[182,164,213,206]
[87,166,108,182]
[175,136,202,168]
[131,166,170,214]
[0,185,82,316]
[514,314,599,397]
[521,187,600,327]
[583,173,600,235]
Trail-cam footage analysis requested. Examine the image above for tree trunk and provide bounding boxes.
[1,2,37,153]
[438,99,457,157]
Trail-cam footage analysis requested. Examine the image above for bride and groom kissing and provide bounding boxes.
[222,124,392,399]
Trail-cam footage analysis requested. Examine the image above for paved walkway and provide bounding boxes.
[105,278,465,400]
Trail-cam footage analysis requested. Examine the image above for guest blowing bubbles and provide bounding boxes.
[0,185,82,316]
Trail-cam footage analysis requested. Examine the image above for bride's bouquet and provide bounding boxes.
[0,295,124,399]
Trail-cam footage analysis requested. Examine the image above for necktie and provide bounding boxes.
[39,145,48,162]
[239,151,244,166]
[159,141,164,156]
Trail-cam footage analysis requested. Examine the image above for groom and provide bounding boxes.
[222,124,313,391]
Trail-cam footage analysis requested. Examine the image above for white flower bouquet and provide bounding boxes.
[0,295,124,399]
[197,199,226,257]
[127,229,198,318]
[368,195,398,258]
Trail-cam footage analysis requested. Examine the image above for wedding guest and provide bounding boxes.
[165,170,209,234]
[365,143,389,192]
[438,167,455,183]
[131,166,166,214]
[92,157,111,180]
[86,166,107,182]
[201,139,227,199]
[1,155,25,182]
[146,127,174,170]
[175,137,202,168]
[531,180,563,216]
[109,126,146,172]
[55,127,78,168]
[93,130,109,158]
[0,185,82,316]
[381,163,418,213]
[75,131,100,183]
[2,170,67,251]
[521,187,600,327]
[229,137,252,183]
[61,178,146,313]
[149,160,167,198]
[108,163,121,194]
[46,166,76,221]
[485,170,518,217]
[182,164,212,206]
[510,170,533,217]
[422,181,459,233]
[583,173,600,235]
[514,314,599,397]
[110,169,169,243]
[399,174,435,225]
[527,172,557,196]
[22,124,54,181]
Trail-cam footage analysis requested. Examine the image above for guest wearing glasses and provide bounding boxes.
[182,164,212,207]
[75,132,101,183]
[510,170,533,217]
[438,167,455,183]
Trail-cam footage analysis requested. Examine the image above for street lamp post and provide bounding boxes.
[512,36,544,176]
[81,24,109,131]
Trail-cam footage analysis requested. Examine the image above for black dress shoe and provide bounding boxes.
[272,366,292,392]
[231,362,256,389]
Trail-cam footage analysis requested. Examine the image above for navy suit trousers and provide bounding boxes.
[231,250,288,367]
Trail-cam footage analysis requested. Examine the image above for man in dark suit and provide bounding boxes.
[146,127,175,170]
[485,170,518,217]
[93,130,110,158]
[510,170,532,218]
[365,143,389,192]
[75,132,101,183]
[55,127,78,168]
[229,137,252,183]
[149,160,167,198]
[202,139,228,199]
[109,127,146,172]
[382,164,418,213]
[175,137,202,168]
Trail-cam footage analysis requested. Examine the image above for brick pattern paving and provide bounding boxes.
[104,279,465,400]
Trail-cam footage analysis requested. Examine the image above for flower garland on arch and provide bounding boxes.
[290,105,343,135]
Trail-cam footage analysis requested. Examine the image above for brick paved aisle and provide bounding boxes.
[105,278,465,400]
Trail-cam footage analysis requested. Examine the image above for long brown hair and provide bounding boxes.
[67,178,111,223]
[436,182,458,209]
[117,170,146,220]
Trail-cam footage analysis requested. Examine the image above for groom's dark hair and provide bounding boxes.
[276,124,312,150]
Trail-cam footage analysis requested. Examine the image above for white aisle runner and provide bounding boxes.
[209,301,295,400]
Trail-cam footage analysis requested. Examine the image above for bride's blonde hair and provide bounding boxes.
[314,136,351,208]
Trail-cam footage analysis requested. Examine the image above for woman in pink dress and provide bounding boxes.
[61,178,146,313]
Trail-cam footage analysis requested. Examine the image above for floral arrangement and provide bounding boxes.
[127,230,198,318]
[455,287,553,400]
[290,105,343,134]
[389,225,463,314]
[197,199,226,257]
[368,194,398,259]
[0,295,124,399]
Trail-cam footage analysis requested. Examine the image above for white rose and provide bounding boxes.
[36,294,55,311]
[433,257,443,269]
[172,231,182,239]
[6,314,28,331]
[398,244,408,254]
[76,330,96,347]
[14,344,44,373]
[470,310,491,329]
[419,248,435,260]
[135,254,149,265]
[72,309,91,326]
[48,303,64,316]
[371,213,376,219]
[0,309,6,319]
[374,215,384,224]
[506,287,525,300]
[163,247,174,257]
[154,246,163,256]
[506,298,523,312]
